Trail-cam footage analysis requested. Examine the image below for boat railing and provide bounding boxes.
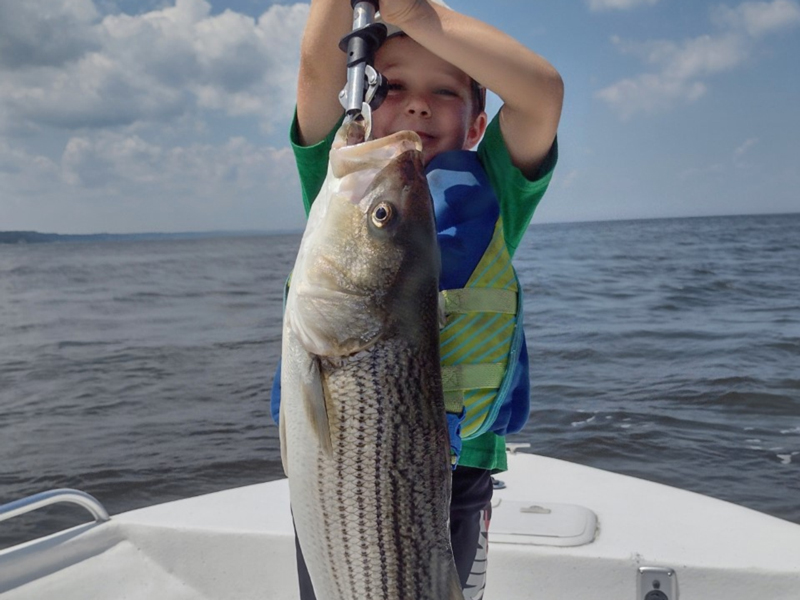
[0,489,110,528]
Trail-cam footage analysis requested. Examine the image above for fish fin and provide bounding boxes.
[448,567,464,600]
[302,356,333,455]
[279,399,289,477]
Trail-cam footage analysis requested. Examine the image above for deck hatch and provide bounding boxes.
[489,499,598,547]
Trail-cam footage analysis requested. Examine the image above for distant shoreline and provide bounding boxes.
[3,211,798,245]
[0,230,300,245]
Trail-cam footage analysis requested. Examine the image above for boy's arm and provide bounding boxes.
[296,0,351,146]
[379,0,563,179]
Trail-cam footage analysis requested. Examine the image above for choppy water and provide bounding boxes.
[1,213,799,548]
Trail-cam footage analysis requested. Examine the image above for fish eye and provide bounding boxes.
[371,202,394,228]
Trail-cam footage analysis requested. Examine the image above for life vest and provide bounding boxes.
[271,149,529,450]
[427,150,526,442]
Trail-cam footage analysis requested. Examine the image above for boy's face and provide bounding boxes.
[373,36,486,165]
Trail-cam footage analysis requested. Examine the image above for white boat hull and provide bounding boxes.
[2,453,799,599]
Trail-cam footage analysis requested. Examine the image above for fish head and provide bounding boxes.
[287,124,440,358]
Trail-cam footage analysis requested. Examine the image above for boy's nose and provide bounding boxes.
[405,95,431,117]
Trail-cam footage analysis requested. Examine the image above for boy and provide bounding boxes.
[276,0,563,597]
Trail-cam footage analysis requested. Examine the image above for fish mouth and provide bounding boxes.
[331,130,422,179]
[340,128,421,153]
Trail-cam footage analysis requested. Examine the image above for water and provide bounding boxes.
[1,214,799,548]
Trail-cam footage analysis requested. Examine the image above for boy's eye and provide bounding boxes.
[387,83,404,92]
[435,88,458,97]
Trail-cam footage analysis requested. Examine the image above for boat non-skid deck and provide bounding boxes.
[1,452,799,599]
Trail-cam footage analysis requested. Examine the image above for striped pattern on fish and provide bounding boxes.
[280,118,463,599]
[293,337,457,599]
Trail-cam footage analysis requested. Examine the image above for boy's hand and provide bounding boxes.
[376,0,432,29]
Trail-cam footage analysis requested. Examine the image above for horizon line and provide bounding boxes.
[3,209,798,239]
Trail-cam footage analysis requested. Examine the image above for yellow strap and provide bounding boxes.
[442,363,505,415]
[443,390,464,414]
[440,288,516,315]
[441,363,505,392]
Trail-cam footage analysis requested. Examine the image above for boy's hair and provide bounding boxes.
[470,80,487,117]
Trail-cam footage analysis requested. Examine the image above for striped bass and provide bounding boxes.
[279,114,462,600]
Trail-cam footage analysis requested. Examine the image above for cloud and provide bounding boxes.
[558,169,580,190]
[2,132,304,233]
[0,139,61,190]
[587,0,660,10]
[733,137,760,168]
[0,0,312,233]
[712,0,800,37]
[596,33,748,117]
[734,137,759,158]
[0,0,101,69]
[596,0,800,118]
[0,0,309,132]
[617,34,750,80]
[679,137,761,179]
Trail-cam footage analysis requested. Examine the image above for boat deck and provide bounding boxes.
[1,452,799,599]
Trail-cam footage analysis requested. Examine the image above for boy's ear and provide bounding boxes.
[464,111,488,150]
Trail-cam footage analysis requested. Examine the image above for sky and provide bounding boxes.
[0,0,798,234]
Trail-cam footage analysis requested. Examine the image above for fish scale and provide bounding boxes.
[280,118,463,599]
[313,339,452,599]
